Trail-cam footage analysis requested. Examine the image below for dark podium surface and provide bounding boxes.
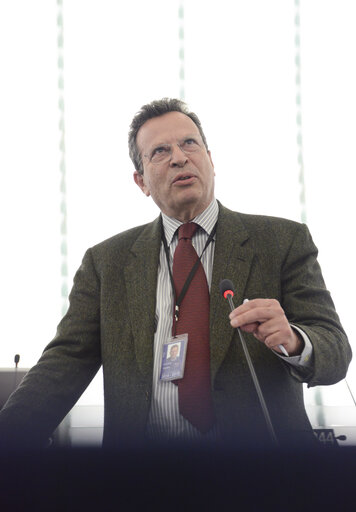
[1,445,355,511]
[0,368,29,410]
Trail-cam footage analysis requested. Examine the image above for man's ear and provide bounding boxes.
[133,171,150,197]
[208,150,216,176]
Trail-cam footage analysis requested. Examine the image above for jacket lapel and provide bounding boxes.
[124,216,162,380]
[209,204,255,382]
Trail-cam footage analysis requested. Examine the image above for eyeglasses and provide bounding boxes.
[143,137,202,165]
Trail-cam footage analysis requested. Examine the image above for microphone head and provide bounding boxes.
[14,354,20,364]
[219,279,235,299]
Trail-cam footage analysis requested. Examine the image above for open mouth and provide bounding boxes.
[173,174,195,184]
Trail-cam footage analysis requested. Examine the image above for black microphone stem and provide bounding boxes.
[226,294,279,448]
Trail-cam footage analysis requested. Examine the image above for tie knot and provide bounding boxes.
[178,222,198,241]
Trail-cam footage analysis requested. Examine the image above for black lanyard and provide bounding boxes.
[161,222,217,333]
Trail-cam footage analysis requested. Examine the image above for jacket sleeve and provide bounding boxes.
[0,249,102,450]
[280,223,352,386]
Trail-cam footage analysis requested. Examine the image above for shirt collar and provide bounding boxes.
[161,199,219,246]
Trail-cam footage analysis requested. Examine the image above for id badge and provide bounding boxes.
[159,334,188,381]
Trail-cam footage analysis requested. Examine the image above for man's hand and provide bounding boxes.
[229,299,304,356]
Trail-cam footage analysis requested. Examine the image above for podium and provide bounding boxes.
[0,368,29,409]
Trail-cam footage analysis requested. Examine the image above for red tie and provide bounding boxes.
[172,222,215,433]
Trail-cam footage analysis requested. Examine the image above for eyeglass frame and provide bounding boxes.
[141,136,204,167]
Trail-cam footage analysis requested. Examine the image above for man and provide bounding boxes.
[167,345,180,362]
[0,98,351,450]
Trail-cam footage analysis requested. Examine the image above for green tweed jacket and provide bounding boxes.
[0,203,351,449]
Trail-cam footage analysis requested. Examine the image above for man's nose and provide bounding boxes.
[170,144,188,167]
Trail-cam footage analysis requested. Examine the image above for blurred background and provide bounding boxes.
[0,0,355,444]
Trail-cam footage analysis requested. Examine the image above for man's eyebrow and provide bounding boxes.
[150,141,169,148]
[150,133,200,148]
[180,133,201,140]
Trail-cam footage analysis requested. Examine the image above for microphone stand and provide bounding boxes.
[225,292,279,448]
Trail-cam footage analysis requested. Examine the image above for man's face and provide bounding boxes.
[134,111,215,222]
[170,346,178,359]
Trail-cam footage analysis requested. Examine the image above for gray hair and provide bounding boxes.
[128,98,209,174]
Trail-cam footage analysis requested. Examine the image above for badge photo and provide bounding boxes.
[159,334,188,381]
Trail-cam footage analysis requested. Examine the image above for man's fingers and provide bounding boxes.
[229,301,282,328]
[239,322,260,334]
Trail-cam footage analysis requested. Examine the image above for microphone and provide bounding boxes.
[13,354,21,389]
[220,279,279,447]
[219,279,236,309]
[219,281,288,356]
